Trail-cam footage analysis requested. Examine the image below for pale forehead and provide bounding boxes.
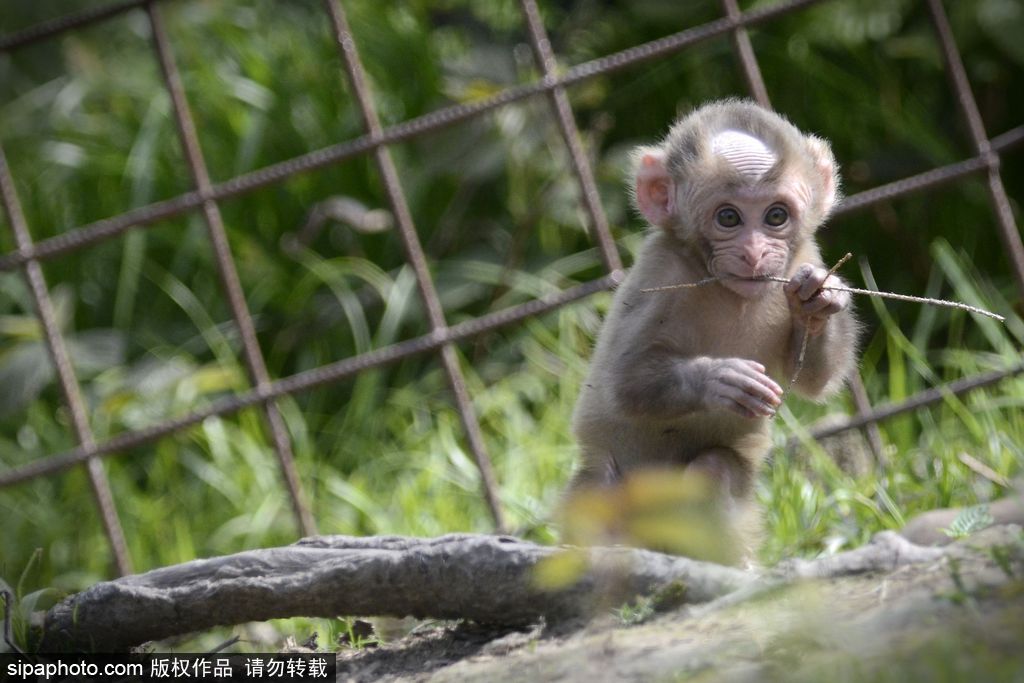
[716,171,813,210]
[710,129,775,180]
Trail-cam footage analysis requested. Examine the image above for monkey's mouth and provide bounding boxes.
[734,269,787,283]
[731,277,771,285]
[722,275,774,299]
[733,269,781,280]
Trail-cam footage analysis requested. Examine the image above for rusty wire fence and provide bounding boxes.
[1,0,1022,577]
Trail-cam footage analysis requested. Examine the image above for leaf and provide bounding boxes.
[613,595,654,626]
[942,505,996,539]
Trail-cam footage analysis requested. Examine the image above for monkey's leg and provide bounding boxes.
[686,447,762,565]
[566,454,624,491]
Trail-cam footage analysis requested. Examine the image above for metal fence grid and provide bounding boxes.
[1,0,1021,577]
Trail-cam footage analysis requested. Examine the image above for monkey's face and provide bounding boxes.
[632,106,840,297]
[701,183,806,299]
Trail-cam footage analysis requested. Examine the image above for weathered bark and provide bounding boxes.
[37,529,979,653]
[38,534,751,652]
[777,530,944,578]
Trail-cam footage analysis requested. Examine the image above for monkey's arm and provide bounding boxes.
[612,346,783,420]
[784,265,858,399]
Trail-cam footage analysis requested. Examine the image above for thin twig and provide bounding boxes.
[756,276,1005,322]
[640,267,1005,322]
[789,332,810,390]
[641,276,721,292]
[825,252,853,278]
[789,252,852,388]
[957,452,1010,488]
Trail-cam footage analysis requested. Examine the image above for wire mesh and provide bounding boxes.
[0,0,1020,575]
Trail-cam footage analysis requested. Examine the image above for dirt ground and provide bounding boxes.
[332,525,1024,683]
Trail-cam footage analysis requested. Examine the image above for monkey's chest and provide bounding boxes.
[673,294,792,376]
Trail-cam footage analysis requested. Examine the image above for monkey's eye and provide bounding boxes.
[764,205,789,227]
[715,207,741,228]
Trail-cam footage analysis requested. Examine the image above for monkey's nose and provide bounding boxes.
[742,249,764,267]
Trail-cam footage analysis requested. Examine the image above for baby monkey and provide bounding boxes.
[570,100,858,563]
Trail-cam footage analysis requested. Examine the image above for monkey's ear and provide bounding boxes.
[633,146,676,228]
[805,136,840,213]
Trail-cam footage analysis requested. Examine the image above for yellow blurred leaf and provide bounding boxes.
[531,548,589,591]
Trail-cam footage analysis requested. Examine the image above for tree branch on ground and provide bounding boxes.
[36,524,1011,653]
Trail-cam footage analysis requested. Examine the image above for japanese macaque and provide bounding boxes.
[569,100,858,564]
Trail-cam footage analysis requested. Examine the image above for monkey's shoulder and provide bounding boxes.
[633,231,701,279]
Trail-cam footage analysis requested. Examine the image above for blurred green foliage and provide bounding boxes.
[0,0,1022,635]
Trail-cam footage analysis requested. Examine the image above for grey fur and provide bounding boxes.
[571,100,858,565]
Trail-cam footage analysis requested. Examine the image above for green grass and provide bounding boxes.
[1,0,1023,654]
[3,232,1021,650]
[763,240,1024,562]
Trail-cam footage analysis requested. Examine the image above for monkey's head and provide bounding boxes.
[632,99,840,299]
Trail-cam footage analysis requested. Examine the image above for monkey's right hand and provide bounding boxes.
[693,357,783,418]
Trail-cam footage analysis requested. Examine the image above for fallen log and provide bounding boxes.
[38,534,751,652]
[37,529,968,652]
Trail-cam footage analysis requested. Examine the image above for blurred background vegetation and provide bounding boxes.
[0,0,1022,639]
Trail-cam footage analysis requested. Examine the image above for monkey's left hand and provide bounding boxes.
[783,263,851,336]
